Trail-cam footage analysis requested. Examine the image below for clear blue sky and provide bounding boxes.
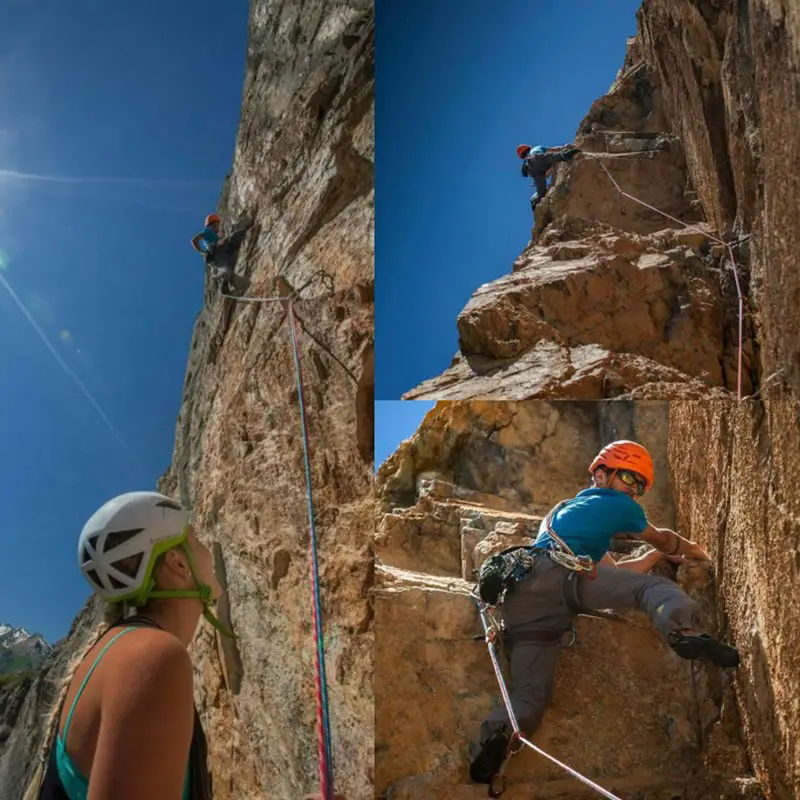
[375,401,435,472]
[376,0,642,398]
[0,2,248,642]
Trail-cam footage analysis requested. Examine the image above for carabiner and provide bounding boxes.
[488,773,507,798]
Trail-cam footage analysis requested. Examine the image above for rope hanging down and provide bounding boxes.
[475,597,623,800]
[585,153,747,401]
[222,289,335,800]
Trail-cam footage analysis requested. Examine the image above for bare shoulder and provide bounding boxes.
[100,627,192,705]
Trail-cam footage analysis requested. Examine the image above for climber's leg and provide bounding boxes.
[471,557,572,783]
[479,640,560,743]
[532,172,548,204]
[579,566,739,666]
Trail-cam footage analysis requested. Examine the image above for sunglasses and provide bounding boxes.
[615,469,647,495]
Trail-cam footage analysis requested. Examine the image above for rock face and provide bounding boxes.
[405,0,800,401]
[0,2,374,799]
[668,399,800,800]
[375,401,767,799]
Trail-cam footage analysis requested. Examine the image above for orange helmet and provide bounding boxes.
[589,440,654,490]
[516,144,532,159]
[204,213,221,227]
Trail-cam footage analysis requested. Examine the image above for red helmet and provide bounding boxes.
[516,144,532,159]
[204,213,221,227]
[589,440,654,491]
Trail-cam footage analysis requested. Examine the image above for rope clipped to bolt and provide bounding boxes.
[584,152,747,400]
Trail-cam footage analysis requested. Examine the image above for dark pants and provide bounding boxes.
[479,555,702,743]
[530,172,549,211]
[525,150,579,211]
[205,228,248,272]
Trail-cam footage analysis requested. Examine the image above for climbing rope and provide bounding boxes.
[475,598,623,800]
[218,288,335,800]
[288,299,335,800]
[220,293,286,303]
[585,152,747,400]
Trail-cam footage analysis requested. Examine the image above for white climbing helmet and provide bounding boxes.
[78,491,189,604]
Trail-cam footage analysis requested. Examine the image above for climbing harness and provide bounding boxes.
[540,500,598,578]
[477,501,597,610]
[473,596,622,800]
[215,286,335,800]
[585,152,748,400]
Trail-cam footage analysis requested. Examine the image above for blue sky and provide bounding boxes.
[0,2,248,642]
[375,401,435,472]
[376,0,643,398]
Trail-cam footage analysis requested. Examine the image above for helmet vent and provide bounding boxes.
[86,569,102,588]
[85,533,100,555]
[108,572,131,590]
[106,528,144,550]
[155,499,183,511]
[110,552,144,579]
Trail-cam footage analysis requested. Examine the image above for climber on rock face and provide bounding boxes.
[469,440,741,786]
[190,212,253,295]
[517,143,581,212]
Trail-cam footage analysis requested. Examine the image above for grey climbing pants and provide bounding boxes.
[479,554,702,743]
[526,151,576,211]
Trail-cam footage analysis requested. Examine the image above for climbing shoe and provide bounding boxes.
[668,633,740,668]
[470,728,510,784]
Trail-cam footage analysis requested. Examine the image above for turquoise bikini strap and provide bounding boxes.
[61,627,138,743]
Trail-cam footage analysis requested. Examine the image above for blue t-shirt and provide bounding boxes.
[533,488,648,562]
[197,226,219,252]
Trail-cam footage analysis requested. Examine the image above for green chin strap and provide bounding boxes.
[125,537,235,639]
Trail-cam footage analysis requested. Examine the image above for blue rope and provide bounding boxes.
[288,301,334,799]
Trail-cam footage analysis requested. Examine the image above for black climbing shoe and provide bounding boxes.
[668,633,740,668]
[470,729,510,784]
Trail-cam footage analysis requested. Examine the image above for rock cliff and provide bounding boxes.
[373,400,794,799]
[0,2,374,799]
[668,399,800,800]
[405,0,800,402]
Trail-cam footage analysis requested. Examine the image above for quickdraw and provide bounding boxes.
[488,731,524,799]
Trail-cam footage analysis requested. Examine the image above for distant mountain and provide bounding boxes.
[0,623,50,678]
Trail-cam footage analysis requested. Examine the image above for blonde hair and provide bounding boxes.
[23,553,167,799]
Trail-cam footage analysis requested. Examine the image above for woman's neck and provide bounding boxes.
[133,601,202,648]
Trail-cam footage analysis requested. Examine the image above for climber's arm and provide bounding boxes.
[598,550,661,573]
[600,548,693,574]
[637,524,711,561]
[190,233,206,255]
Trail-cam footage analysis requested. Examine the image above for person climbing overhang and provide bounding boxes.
[518,142,582,212]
